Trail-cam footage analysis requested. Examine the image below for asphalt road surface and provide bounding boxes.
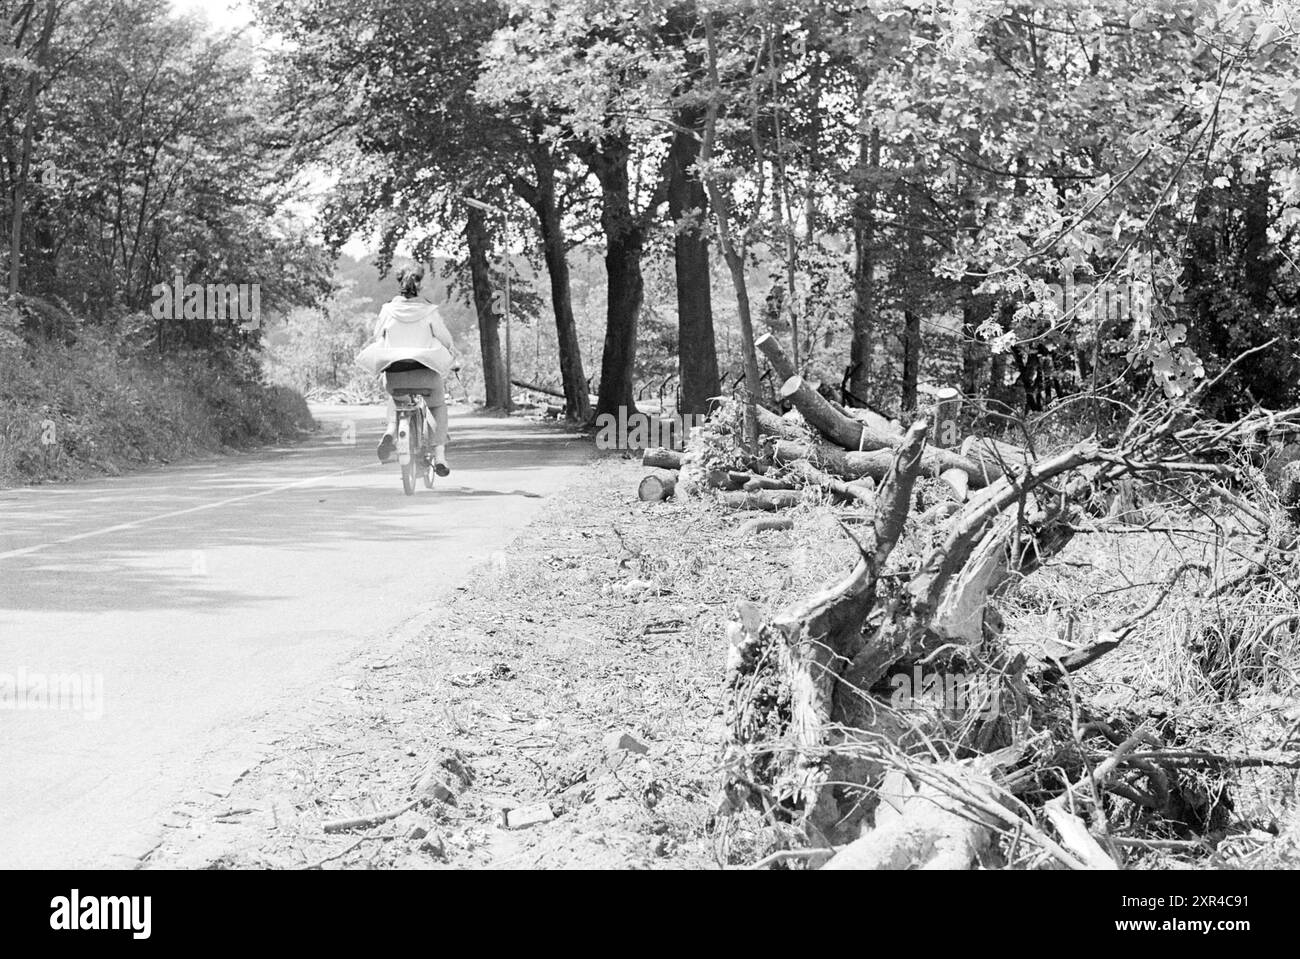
[0,404,587,868]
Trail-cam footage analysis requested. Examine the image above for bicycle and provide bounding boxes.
[392,387,437,496]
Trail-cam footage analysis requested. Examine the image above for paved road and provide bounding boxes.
[0,404,587,868]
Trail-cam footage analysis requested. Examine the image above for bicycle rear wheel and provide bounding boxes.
[410,402,436,488]
[398,411,416,496]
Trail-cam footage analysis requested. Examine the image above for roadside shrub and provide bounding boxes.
[0,323,317,487]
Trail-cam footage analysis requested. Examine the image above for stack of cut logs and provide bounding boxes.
[636,332,1036,514]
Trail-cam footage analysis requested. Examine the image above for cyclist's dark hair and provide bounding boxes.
[397,265,424,298]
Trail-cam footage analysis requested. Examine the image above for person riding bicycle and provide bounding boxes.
[371,266,455,473]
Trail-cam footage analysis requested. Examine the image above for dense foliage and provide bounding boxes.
[256,0,1300,428]
[0,0,331,483]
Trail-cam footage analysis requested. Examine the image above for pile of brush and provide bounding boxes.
[636,333,1032,526]
[655,339,1300,869]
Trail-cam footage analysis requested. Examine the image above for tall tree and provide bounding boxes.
[478,0,691,419]
[513,122,591,421]
[666,103,719,415]
[465,205,509,409]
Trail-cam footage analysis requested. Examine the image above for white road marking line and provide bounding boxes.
[0,464,372,563]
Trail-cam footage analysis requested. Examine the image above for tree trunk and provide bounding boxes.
[901,308,920,411]
[667,108,720,416]
[524,135,590,422]
[465,206,509,410]
[961,282,986,401]
[849,127,880,405]
[700,10,759,449]
[582,135,643,420]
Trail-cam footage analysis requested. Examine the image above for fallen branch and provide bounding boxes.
[1119,750,1300,770]
[748,847,837,870]
[1041,563,1210,681]
[1041,800,1120,869]
[323,798,423,834]
[511,378,565,399]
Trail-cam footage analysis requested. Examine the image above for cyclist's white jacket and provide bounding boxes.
[355,296,454,376]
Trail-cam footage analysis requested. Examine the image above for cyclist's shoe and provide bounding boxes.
[434,460,450,477]
[377,433,396,463]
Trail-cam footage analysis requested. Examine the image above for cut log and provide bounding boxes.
[642,447,684,470]
[782,374,904,451]
[755,405,811,443]
[708,468,792,492]
[960,436,1035,484]
[938,467,970,502]
[756,332,900,451]
[638,469,677,502]
[706,469,743,490]
[719,489,806,511]
[784,459,876,507]
[736,516,794,537]
[772,439,989,488]
[754,330,799,381]
[908,443,1099,621]
[930,387,961,447]
[916,500,961,524]
[830,396,901,435]
[743,474,795,492]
